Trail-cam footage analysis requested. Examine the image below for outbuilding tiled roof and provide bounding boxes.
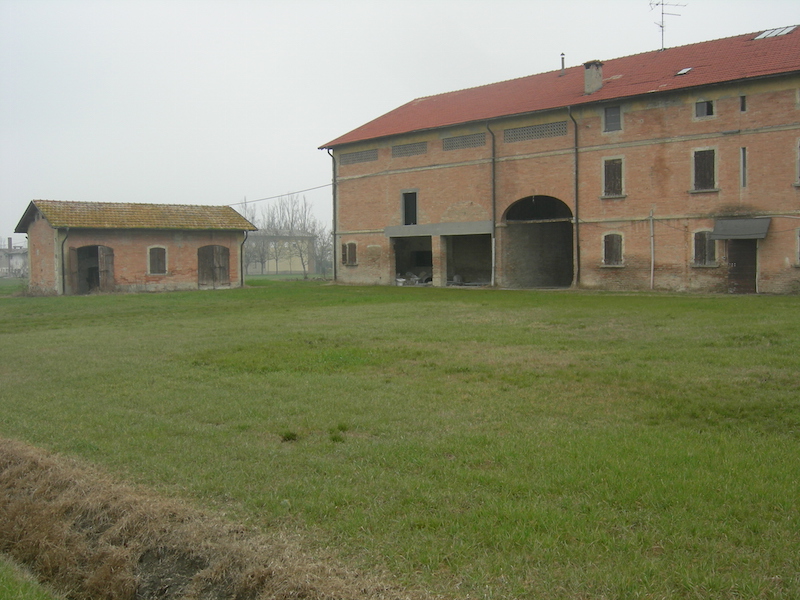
[15,200,257,233]
[321,26,800,148]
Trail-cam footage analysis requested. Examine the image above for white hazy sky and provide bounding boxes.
[1,0,798,246]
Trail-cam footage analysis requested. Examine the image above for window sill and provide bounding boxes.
[793,182,800,189]
[691,263,719,268]
[600,263,625,268]
[689,188,720,194]
[343,263,358,267]
[601,194,627,200]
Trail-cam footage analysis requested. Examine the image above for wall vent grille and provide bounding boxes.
[340,148,379,165]
[442,132,486,151]
[504,121,568,143]
[392,142,428,157]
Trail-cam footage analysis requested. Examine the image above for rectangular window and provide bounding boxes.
[695,100,714,117]
[603,158,623,196]
[442,133,486,151]
[740,147,747,188]
[797,141,800,182]
[603,234,623,266]
[740,95,747,112]
[403,192,417,226]
[341,242,357,266]
[694,231,716,266]
[694,149,716,190]
[149,247,166,274]
[604,106,622,132]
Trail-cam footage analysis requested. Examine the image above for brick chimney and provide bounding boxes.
[584,60,604,94]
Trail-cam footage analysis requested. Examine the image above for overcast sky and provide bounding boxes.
[1,0,798,247]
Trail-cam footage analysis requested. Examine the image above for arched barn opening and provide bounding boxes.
[502,195,573,288]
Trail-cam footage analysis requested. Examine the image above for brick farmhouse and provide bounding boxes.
[321,26,800,293]
[15,200,256,294]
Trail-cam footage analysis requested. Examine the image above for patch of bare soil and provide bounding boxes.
[0,438,431,600]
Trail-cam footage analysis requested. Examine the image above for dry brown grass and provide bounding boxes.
[0,438,431,600]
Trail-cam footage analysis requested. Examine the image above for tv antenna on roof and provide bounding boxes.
[650,1,686,50]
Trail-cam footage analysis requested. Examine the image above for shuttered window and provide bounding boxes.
[695,100,714,117]
[603,234,623,266]
[604,106,621,132]
[149,247,166,274]
[694,149,716,190]
[693,231,716,266]
[603,158,623,196]
[341,242,357,266]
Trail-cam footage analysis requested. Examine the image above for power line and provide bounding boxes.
[228,183,332,207]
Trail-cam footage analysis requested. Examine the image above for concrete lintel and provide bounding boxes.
[385,221,493,238]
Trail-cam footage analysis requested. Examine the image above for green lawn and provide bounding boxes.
[1,282,798,599]
[0,557,63,600]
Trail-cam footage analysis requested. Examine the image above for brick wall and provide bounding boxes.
[24,219,246,294]
[333,77,800,293]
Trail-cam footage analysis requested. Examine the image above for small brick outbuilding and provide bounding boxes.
[15,200,257,294]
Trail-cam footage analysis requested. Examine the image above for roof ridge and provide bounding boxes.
[321,24,800,149]
[409,25,799,104]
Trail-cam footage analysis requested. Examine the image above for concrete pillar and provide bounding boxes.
[432,235,448,287]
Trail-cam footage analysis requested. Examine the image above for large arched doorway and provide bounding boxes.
[502,195,573,288]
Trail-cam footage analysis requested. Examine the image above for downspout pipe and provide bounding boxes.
[240,230,249,288]
[60,228,69,295]
[486,123,497,287]
[568,107,581,287]
[327,149,338,282]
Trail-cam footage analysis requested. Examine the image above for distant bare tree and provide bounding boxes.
[261,203,290,275]
[280,194,316,278]
[241,195,331,278]
[309,219,332,278]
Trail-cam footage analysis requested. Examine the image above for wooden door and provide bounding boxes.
[98,246,115,291]
[727,239,757,294]
[198,245,230,288]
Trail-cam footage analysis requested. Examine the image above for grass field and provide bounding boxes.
[1,280,799,599]
[0,556,62,600]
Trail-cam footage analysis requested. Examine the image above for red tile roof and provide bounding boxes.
[321,26,800,148]
[15,200,257,233]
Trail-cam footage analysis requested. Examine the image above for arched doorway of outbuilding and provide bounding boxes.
[500,195,573,288]
[68,245,115,294]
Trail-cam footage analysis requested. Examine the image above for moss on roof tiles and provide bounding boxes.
[30,200,257,231]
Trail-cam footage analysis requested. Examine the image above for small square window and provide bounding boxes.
[604,106,621,132]
[695,100,714,118]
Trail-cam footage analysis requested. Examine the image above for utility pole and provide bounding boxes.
[650,1,686,50]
